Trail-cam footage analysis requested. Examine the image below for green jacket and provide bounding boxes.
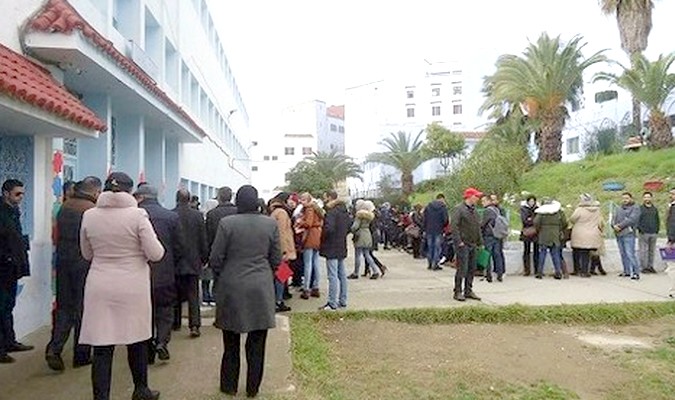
[534,210,567,247]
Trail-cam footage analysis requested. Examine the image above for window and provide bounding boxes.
[263,155,270,161]
[453,86,462,95]
[284,147,295,155]
[272,155,278,161]
[453,104,463,115]
[330,124,337,131]
[567,137,580,154]
[406,90,414,99]
[251,166,259,172]
[63,138,77,156]
[407,108,415,118]
[432,106,441,116]
[452,70,462,75]
[302,147,313,155]
[432,87,441,97]
[339,126,344,133]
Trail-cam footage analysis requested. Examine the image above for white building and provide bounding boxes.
[251,100,345,199]
[2,0,250,339]
[344,60,487,196]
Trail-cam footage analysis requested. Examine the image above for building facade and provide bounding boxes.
[344,60,486,196]
[1,0,251,338]
[251,100,345,199]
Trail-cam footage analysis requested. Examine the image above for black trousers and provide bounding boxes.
[153,304,173,347]
[92,341,149,400]
[174,275,201,329]
[221,330,268,396]
[454,244,477,294]
[0,280,17,354]
[46,267,90,361]
[573,248,595,275]
[522,239,539,274]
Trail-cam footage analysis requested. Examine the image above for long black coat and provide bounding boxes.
[55,193,96,306]
[209,213,281,333]
[0,202,29,288]
[173,204,207,276]
[139,199,183,306]
[320,199,351,259]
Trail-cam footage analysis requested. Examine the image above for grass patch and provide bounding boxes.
[606,340,675,400]
[303,301,675,326]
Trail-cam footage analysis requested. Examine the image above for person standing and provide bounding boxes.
[569,194,604,278]
[268,193,296,313]
[173,189,207,337]
[534,200,567,280]
[209,185,281,398]
[637,191,660,274]
[0,179,34,364]
[450,188,484,302]
[319,190,351,311]
[206,187,237,249]
[423,194,449,271]
[481,195,506,282]
[135,185,183,363]
[664,187,675,298]
[45,177,102,371]
[348,200,381,280]
[612,192,641,280]
[296,193,324,299]
[519,195,539,276]
[79,172,164,400]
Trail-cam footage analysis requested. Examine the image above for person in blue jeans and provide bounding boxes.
[348,200,381,279]
[612,192,641,279]
[318,191,351,310]
[296,193,324,299]
[423,193,449,271]
[534,200,567,279]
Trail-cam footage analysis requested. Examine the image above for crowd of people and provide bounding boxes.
[1,172,674,399]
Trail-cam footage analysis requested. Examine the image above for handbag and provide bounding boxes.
[522,226,537,238]
[275,261,294,282]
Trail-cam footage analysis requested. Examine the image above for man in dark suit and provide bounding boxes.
[173,189,208,337]
[0,179,33,363]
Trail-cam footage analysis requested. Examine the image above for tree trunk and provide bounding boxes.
[648,111,673,149]
[537,112,565,162]
[631,97,642,133]
[401,172,414,197]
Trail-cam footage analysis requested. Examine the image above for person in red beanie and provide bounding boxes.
[450,188,484,302]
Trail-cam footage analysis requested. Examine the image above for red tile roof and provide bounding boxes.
[28,0,205,139]
[0,43,106,131]
[327,105,344,120]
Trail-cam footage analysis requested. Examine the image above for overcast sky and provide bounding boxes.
[208,0,675,137]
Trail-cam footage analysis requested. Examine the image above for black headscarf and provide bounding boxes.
[104,172,134,193]
[236,185,259,214]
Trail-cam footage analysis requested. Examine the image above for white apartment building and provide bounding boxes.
[345,60,486,196]
[1,0,250,338]
[251,100,345,199]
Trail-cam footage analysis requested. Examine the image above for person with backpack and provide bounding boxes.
[480,195,508,282]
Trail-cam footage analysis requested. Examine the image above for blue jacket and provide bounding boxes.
[423,200,449,236]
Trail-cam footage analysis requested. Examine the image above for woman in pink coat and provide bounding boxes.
[79,172,165,400]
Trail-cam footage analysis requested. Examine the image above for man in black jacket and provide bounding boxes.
[45,177,102,371]
[319,191,351,311]
[423,194,449,271]
[206,187,237,249]
[450,188,484,302]
[173,189,207,337]
[638,191,660,274]
[136,185,183,362]
[0,179,33,363]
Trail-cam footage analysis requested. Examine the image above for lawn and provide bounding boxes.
[278,303,675,400]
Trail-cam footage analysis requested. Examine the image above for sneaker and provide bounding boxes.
[431,265,443,271]
[276,302,292,312]
[439,256,447,265]
[370,273,380,280]
[156,346,170,361]
[0,354,15,364]
[300,291,310,300]
[465,292,482,301]
[535,274,543,279]
[618,272,631,277]
[8,342,34,352]
[453,293,466,302]
[310,289,320,298]
[319,304,337,311]
[189,327,201,338]
[497,275,503,282]
[631,274,640,280]
[347,273,359,279]
[338,303,348,308]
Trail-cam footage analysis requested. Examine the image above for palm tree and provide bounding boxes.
[594,53,675,149]
[600,0,655,132]
[305,150,363,186]
[366,131,429,196]
[481,33,606,162]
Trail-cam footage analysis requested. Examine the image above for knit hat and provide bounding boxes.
[104,172,134,193]
[236,185,260,213]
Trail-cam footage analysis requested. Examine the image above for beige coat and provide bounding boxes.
[569,204,604,250]
[79,192,164,346]
[269,200,296,261]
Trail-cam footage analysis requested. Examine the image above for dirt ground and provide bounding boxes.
[319,316,675,400]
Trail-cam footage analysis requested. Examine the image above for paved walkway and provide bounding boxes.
[1,248,672,399]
